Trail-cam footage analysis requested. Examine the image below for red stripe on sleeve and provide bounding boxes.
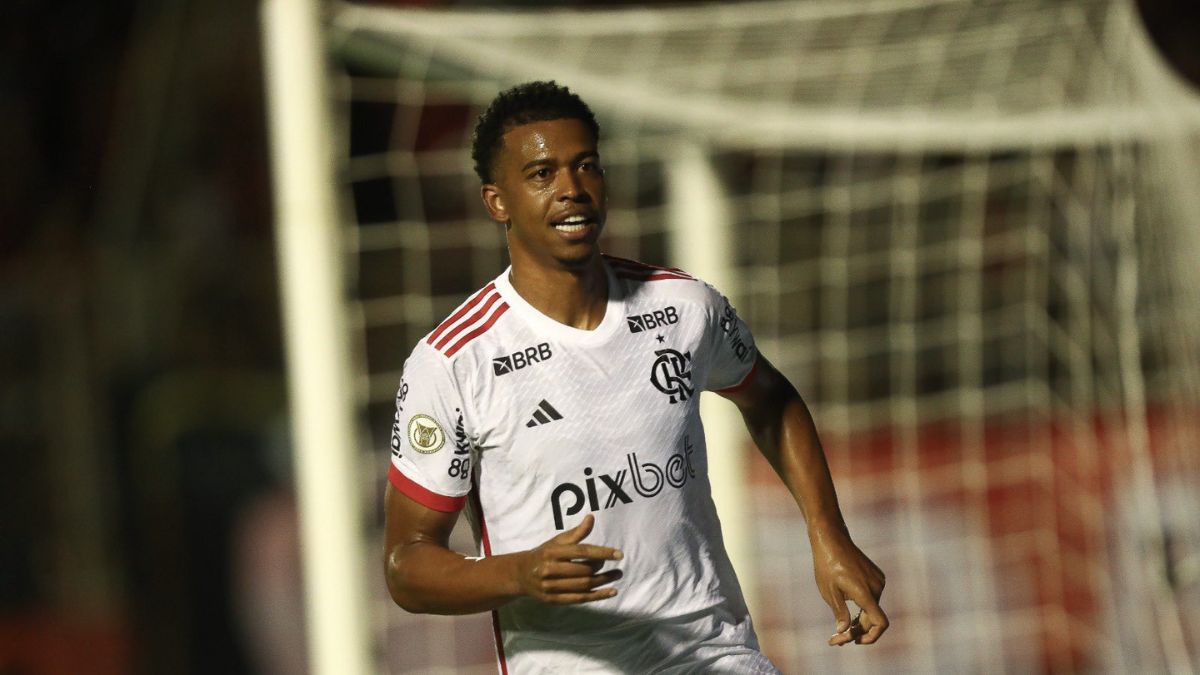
[388,465,466,512]
[716,355,760,395]
[427,282,496,346]
[444,303,509,357]
[434,292,501,351]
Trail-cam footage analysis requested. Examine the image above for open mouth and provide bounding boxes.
[552,214,595,234]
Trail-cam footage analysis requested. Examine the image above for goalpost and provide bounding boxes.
[264,0,1200,673]
[261,1,372,674]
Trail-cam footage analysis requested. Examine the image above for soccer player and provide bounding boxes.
[383,81,888,673]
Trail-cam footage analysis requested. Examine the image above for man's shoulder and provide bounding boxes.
[417,277,512,363]
[604,254,720,309]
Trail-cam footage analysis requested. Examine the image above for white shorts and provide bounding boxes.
[496,605,781,674]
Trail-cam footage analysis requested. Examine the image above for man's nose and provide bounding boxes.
[557,170,587,201]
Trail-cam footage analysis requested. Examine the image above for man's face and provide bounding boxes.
[482,118,607,269]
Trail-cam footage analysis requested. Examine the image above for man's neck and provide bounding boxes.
[508,253,608,331]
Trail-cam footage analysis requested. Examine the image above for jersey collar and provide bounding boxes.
[494,260,626,345]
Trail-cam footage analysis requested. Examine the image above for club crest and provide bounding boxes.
[649,348,694,404]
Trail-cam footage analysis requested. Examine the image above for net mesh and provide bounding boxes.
[327,0,1200,671]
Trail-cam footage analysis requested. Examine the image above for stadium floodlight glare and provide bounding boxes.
[267,0,1200,672]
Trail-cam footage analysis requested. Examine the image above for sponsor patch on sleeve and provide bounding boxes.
[407,414,446,454]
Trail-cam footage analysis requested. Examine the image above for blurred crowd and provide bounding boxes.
[1,1,1196,673]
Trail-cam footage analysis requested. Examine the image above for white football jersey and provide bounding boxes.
[388,255,772,674]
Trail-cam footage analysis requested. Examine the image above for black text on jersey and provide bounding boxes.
[493,342,553,376]
[389,380,410,458]
[550,436,696,530]
[626,306,678,333]
[718,302,752,362]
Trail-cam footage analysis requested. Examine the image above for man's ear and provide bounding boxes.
[481,184,509,226]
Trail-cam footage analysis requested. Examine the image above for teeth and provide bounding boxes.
[560,215,588,224]
[555,223,587,233]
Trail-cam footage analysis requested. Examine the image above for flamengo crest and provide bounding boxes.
[649,348,693,404]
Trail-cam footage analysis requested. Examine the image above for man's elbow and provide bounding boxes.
[386,583,429,614]
[384,551,433,614]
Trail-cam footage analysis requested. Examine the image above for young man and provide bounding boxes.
[384,81,888,673]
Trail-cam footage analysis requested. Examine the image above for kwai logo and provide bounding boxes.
[549,437,696,530]
[451,408,470,455]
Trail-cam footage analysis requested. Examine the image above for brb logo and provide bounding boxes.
[493,343,552,376]
[627,306,678,333]
[649,348,693,404]
[549,438,696,530]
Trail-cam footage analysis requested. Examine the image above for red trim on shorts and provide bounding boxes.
[716,355,760,395]
[387,465,466,512]
[428,282,496,346]
[444,302,509,357]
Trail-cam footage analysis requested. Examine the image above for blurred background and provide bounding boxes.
[3,0,1200,673]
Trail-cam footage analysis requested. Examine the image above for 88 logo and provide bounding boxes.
[448,457,471,479]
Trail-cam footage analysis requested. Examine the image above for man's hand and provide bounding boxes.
[515,514,624,605]
[811,527,888,646]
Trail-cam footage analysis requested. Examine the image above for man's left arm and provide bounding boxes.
[719,354,889,646]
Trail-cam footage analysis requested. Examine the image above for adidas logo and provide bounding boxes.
[525,400,564,428]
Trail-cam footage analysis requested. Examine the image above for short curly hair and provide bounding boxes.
[471,81,600,184]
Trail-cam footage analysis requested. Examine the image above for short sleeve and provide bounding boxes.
[703,285,760,393]
[387,345,474,512]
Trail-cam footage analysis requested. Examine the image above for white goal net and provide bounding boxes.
[286,0,1200,671]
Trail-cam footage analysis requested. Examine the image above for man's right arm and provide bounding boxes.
[383,484,623,615]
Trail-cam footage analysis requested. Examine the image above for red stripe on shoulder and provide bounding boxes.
[427,282,497,346]
[389,465,466,512]
[433,291,502,351]
[604,254,693,279]
[444,302,509,357]
[615,271,693,282]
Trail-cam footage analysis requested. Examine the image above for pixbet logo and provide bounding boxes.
[649,348,694,404]
[627,306,678,333]
[549,438,696,530]
[493,343,553,376]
